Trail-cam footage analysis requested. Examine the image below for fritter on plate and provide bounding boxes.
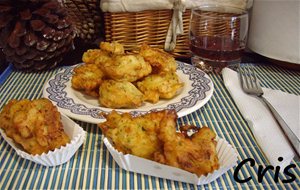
[82,49,106,65]
[0,98,70,155]
[82,42,124,67]
[99,54,152,82]
[137,73,184,103]
[99,80,144,108]
[99,41,125,55]
[73,42,185,109]
[139,44,177,74]
[71,64,104,97]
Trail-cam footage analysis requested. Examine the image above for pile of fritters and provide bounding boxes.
[0,98,70,155]
[71,42,183,108]
[99,110,219,176]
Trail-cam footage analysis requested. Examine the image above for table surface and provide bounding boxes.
[0,59,299,189]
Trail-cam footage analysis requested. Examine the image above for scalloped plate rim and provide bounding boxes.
[42,61,214,124]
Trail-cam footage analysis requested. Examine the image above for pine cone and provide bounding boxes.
[61,0,103,43]
[0,0,76,71]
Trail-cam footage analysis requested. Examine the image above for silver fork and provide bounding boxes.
[239,64,300,158]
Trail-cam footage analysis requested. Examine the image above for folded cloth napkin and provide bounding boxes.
[164,0,185,51]
[222,68,298,169]
[100,0,248,13]
[100,0,173,12]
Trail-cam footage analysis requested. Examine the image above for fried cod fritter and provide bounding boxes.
[99,110,166,159]
[99,54,152,82]
[72,42,184,108]
[99,80,144,108]
[139,44,177,74]
[82,49,106,65]
[99,41,125,55]
[99,110,219,176]
[82,42,152,83]
[71,64,104,97]
[0,98,70,155]
[137,73,184,103]
[82,42,124,66]
[153,112,219,176]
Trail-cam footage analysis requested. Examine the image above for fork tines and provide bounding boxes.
[238,64,264,95]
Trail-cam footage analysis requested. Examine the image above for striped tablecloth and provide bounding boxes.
[0,62,299,189]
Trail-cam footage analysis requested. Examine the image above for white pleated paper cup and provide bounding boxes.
[104,136,238,185]
[0,113,86,167]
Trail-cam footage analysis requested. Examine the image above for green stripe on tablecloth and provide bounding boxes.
[253,64,300,95]
[0,64,299,189]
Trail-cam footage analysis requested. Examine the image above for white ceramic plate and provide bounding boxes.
[43,61,214,124]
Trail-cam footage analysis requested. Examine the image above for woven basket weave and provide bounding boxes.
[104,9,192,58]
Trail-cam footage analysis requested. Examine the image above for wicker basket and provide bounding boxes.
[104,9,192,58]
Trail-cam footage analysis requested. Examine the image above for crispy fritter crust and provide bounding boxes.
[99,41,125,55]
[137,73,183,103]
[153,112,219,176]
[82,49,105,65]
[74,42,184,108]
[0,98,70,155]
[139,44,177,74]
[99,110,219,176]
[98,110,166,159]
[82,42,124,65]
[99,54,152,82]
[99,80,144,108]
[71,64,104,97]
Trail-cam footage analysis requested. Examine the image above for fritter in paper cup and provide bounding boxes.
[0,114,86,166]
[104,137,237,185]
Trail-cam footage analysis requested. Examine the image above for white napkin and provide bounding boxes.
[100,0,249,13]
[222,68,298,169]
[100,0,173,12]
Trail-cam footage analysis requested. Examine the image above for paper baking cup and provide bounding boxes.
[0,113,86,167]
[104,137,238,185]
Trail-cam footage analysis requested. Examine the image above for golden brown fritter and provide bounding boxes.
[82,49,104,65]
[82,42,124,65]
[137,73,184,103]
[73,42,185,108]
[99,80,144,108]
[82,48,112,69]
[99,110,219,176]
[99,110,167,159]
[99,54,152,82]
[71,64,104,97]
[139,44,177,74]
[99,41,125,55]
[153,112,219,176]
[0,98,70,155]
[93,50,113,69]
